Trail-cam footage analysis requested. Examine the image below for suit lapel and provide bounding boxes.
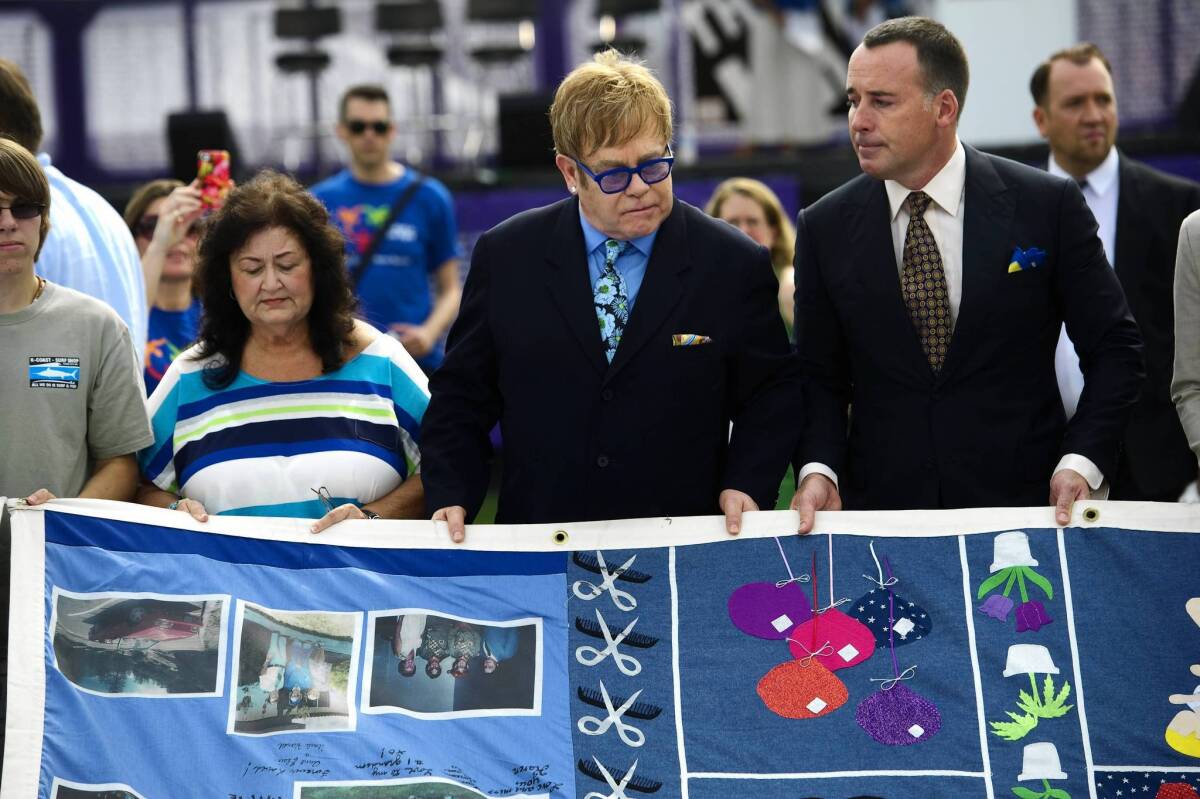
[606,201,689,381]
[850,181,931,378]
[942,146,1015,381]
[544,197,608,375]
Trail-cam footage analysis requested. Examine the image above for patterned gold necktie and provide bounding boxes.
[900,191,951,371]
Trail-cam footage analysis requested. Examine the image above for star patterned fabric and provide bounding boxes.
[900,191,952,371]
[1094,771,1200,798]
[594,238,630,363]
[848,586,933,648]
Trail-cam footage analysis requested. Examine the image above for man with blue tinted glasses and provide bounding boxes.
[421,50,802,541]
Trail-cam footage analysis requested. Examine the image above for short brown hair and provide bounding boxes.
[863,17,970,115]
[123,178,184,232]
[339,84,390,121]
[194,170,356,388]
[704,178,796,270]
[1030,43,1113,107]
[550,49,673,161]
[0,59,43,153]
[0,136,50,260]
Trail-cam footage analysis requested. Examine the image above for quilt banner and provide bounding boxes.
[3,499,1200,799]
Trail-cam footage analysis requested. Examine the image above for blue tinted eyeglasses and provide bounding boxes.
[573,147,674,194]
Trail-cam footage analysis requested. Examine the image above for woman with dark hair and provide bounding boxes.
[136,170,428,530]
[124,178,204,394]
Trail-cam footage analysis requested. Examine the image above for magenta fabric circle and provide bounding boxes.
[786,609,876,671]
[728,581,813,640]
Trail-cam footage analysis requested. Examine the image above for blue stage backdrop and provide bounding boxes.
[3,500,1200,799]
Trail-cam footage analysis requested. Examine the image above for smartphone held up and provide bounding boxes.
[197,149,232,210]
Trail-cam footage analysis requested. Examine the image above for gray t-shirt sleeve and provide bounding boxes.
[87,317,154,460]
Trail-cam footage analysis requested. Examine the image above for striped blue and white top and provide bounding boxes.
[139,333,429,518]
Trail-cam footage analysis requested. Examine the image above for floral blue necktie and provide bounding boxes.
[594,238,629,362]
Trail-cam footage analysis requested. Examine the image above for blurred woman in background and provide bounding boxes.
[124,179,204,394]
[705,177,797,330]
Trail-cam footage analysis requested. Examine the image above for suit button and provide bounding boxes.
[596,455,610,468]
[601,389,614,401]
[923,459,935,471]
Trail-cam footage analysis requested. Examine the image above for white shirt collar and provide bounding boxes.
[885,138,965,221]
[1047,145,1119,196]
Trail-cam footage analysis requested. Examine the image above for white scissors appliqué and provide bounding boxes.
[584,757,640,799]
[577,680,645,747]
[575,609,642,676]
[572,551,638,611]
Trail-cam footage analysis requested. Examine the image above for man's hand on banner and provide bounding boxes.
[1049,468,1091,527]
[719,489,758,536]
[790,474,842,535]
[24,488,56,505]
[433,505,468,543]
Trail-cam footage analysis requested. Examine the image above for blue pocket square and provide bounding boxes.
[1007,246,1046,273]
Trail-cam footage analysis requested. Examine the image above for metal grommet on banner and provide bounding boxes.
[1082,507,1100,524]
[553,530,569,545]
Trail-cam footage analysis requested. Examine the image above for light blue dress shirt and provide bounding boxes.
[578,205,657,319]
[35,153,147,352]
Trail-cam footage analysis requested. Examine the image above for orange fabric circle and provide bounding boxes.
[757,659,849,719]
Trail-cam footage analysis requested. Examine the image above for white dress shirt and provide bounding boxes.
[800,138,1104,493]
[1050,146,1120,420]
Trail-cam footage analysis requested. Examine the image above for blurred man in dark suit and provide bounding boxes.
[421,50,800,541]
[1032,43,1200,501]
[791,18,1143,531]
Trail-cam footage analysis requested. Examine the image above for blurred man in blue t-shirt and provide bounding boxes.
[311,84,462,372]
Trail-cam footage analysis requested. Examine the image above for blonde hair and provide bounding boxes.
[0,136,50,261]
[704,177,795,270]
[550,49,673,162]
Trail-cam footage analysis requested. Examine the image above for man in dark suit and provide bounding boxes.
[1031,43,1200,501]
[420,50,800,541]
[791,17,1143,532]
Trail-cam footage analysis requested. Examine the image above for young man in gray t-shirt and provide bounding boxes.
[0,141,152,504]
[0,136,153,751]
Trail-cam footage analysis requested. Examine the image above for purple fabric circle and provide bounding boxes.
[855,683,942,745]
[728,581,813,640]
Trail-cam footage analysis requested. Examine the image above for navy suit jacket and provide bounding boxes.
[421,196,802,524]
[1109,155,1200,497]
[795,145,1144,510]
